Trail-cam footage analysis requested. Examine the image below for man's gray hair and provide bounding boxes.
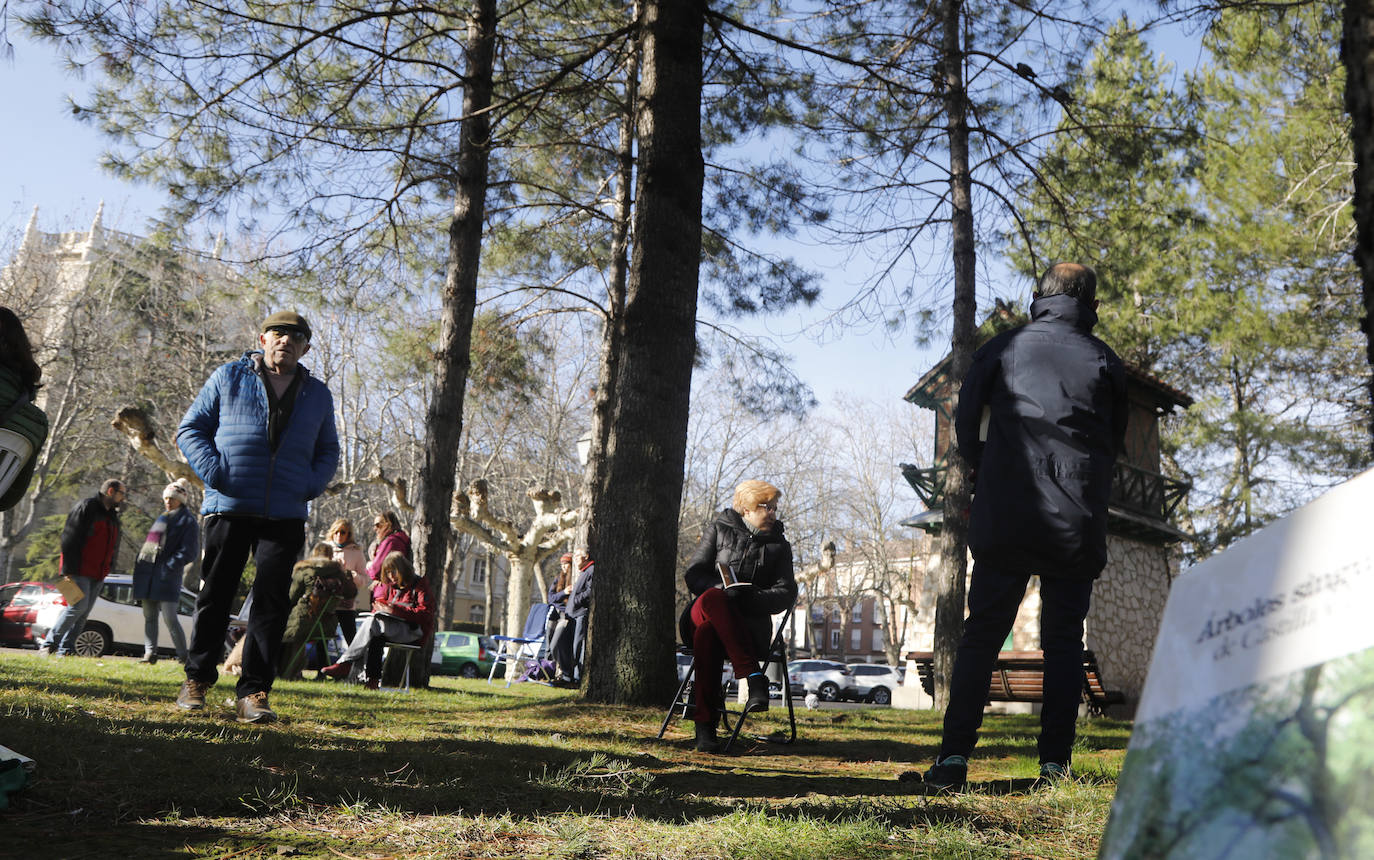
[102,478,125,494]
[1038,263,1098,304]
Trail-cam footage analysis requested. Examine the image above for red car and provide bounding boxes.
[0,581,65,647]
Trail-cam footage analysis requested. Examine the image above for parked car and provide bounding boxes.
[0,581,65,648]
[788,659,850,701]
[841,663,904,705]
[430,630,496,678]
[32,574,203,658]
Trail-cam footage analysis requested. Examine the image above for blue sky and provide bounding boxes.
[1,18,1207,408]
[0,30,936,406]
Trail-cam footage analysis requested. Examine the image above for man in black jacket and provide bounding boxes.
[923,263,1128,790]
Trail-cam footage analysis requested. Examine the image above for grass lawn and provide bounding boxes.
[0,649,1132,858]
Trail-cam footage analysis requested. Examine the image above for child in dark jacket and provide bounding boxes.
[279,541,357,677]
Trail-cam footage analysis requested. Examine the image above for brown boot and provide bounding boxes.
[176,679,210,711]
[235,691,277,724]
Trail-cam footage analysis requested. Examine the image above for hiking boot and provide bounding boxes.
[694,720,721,753]
[176,679,210,711]
[235,691,277,724]
[1037,761,1073,785]
[363,678,380,691]
[744,673,770,713]
[923,755,968,791]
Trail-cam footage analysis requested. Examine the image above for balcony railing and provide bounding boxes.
[901,460,1189,524]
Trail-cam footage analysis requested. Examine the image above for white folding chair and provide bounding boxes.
[487,603,550,687]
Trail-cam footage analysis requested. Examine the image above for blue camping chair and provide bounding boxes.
[487,602,550,687]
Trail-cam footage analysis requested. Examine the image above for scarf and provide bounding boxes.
[138,514,169,563]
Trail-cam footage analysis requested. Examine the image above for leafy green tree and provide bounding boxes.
[1349,0,1374,457]
[1017,4,1367,558]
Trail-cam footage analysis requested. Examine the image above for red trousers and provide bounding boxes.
[688,588,761,722]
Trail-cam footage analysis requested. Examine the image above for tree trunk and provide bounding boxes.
[584,0,704,706]
[932,0,977,711]
[575,0,639,560]
[1346,0,1374,457]
[504,553,537,636]
[409,0,497,684]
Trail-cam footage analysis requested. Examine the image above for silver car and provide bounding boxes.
[841,663,904,705]
[33,573,202,658]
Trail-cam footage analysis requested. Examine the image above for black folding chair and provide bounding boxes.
[658,608,796,753]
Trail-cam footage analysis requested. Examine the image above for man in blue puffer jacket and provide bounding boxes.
[921,263,1128,791]
[174,310,339,723]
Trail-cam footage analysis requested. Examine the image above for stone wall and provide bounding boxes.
[1085,535,1177,716]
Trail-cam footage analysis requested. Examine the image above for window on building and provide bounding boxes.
[831,608,841,623]
[873,628,884,651]
[872,602,883,624]
[829,629,841,649]
[810,605,825,621]
[471,555,487,584]
[850,628,862,651]
[468,604,485,624]
[852,604,863,624]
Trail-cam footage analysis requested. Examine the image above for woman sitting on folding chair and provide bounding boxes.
[321,551,433,689]
[682,479,798,753]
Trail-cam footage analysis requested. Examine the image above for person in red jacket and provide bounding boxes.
[320,551,432,689]
[46,478,125,656]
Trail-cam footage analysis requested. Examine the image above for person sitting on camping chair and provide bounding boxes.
[682,480,797,753]
[279,541,356,678]
[548,552,593,687]
[320,552,432,689]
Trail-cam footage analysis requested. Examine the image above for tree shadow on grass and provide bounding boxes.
[1,655,1126,854]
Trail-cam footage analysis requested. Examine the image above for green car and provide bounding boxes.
[430,631,497,678]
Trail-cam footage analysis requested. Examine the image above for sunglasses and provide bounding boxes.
[266,326,309,345]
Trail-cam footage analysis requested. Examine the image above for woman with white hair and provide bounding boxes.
[682,479,798,752]
[132,478,199,663]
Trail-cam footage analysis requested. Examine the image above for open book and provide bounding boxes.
[717,562,751,589]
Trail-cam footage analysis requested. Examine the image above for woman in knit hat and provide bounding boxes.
[132,478,199,663]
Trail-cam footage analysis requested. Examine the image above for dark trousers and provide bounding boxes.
[185,515,305,698]
[550,612,588,680]
[688,588,762,723]
[336,609,358,645]
[939,562,1094,766]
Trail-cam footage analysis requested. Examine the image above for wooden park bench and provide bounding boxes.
[906,649,1125,716]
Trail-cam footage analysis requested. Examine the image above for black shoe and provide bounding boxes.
[744,674,770,713]
[923,755,969,791]
[139,653,158,664]
[694,720,721,753]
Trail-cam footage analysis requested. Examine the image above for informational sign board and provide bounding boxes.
[1100,468,1374,859]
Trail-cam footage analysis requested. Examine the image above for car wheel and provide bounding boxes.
[818,681,839,702]
[460,662,478,678]
[870,686,891,705]
[74,624,110,658]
